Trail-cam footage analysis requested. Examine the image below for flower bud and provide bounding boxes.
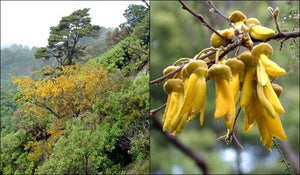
[272,83,282,97]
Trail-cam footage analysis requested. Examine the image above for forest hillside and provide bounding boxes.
[1,4,149,174]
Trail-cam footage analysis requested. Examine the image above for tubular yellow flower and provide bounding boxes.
[210,28,234,48]
[257,59,269,86]
[250,26,275,41]
[243,100,255,132]
[256,83,277,119]
[224,58,245,103]
[229,10,247,28]
[246,17,275,41]
[180,60,208,126]
[252,43,274,86]
[208,64,235,131]
[237,51,256,131]
[259,54,286,76]
[245,17,261,26]
[170,65,191,134]
[238,51,256,107]
[162,65,181,122]
[162,79,185,132]
[252,95,287,150]
[251,43,286,119]
[264,82,285,114]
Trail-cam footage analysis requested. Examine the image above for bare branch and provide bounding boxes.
[206,0,234,27]
[33,102,61,118]
[178,0,230,43]
[265,31,300,41]
[268,7,282,33]
[150,64,184,85]
[260,31,300,50]
[152,116,209,174]
[150,50,217,86]
[229,107,244,149]
[150,103,166,117]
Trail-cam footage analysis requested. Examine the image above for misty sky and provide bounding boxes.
[1,1,146,48]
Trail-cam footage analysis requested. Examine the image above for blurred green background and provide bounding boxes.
[150,1,299,174]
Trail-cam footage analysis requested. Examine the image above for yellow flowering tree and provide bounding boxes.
[12,63,108,162]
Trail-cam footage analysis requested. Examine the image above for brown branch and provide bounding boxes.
[268,7,281,33]
[206,39,243,67]
[150,103,166,117]
[206,0,234,27]
[33,102,60,118]
[267,31,300,41]
[150,64,185,85]
[150,50,217,86]
[152,116,209,174]
[251,31,300,43]
[227,107,241,142]
[178,0,230,43]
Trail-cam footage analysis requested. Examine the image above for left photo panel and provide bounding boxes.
[1,1,149,174]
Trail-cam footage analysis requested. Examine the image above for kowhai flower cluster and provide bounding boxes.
[161,10,286,149]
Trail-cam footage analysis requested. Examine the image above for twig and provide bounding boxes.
[233,130,244,150]
[150,50,217,85]
[265,31,300,51]
[150,103,166,117]
[259,31,300,42]
[206,0,234,27]
[150,64,184,85]
[152,116,209,174]
[225,107,244,150]
[178,0,230,43]
[206,39,243,67]
[268,7,282,33]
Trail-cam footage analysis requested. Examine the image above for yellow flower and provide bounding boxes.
[246,18,275,41]
[252,43,286,118]
[238,51,256,131]
[180,60,208,126]
[210,28,234,48]
[252,94,287,150]
[229,10,247,28]
[162,78,185,133]
[224,58,245,103]
[208,64,235,131]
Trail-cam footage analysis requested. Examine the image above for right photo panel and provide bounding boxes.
[150,1,299,174]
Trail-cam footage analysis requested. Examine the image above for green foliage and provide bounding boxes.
[1,130,34,174]
[35,117,121,174]
[35,8,101,65]
[88,12,149,76]
[121,4,148,29]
